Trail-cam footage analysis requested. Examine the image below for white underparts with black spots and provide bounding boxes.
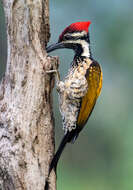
[56,60,90,134]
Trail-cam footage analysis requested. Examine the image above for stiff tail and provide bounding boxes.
[45,133,69,190]
[45,130,78,190]
[48,132,71,176]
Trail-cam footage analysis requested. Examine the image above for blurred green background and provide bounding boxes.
[0,0,133,189]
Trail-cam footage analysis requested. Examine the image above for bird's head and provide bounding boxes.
[46,21,91,58]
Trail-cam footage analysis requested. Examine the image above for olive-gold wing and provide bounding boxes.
[77,60,102,129]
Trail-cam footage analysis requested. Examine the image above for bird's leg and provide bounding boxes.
[46,56,60,79]
[52,57,60,82]
[46,56,65,93]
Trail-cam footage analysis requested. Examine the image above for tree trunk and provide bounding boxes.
[0,0,56,189]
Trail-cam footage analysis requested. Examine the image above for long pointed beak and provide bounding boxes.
[46,42,65,53]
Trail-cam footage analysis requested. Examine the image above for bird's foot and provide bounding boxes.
[46,56,60,81]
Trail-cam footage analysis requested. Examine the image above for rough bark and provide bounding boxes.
[0,0,56,189]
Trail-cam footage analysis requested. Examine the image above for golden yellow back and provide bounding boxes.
[77,59,102,128]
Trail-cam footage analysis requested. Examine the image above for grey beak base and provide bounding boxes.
[46,42,65,53]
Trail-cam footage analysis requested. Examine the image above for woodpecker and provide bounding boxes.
[46,21,102,176]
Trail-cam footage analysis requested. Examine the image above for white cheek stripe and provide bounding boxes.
[65,31,87,38]
[78,40,90,57]
[64,39,90,57]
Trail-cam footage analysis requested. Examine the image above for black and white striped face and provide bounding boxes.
[58,31,91,58]
[46,30,91,58]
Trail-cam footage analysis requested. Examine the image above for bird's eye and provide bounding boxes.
[63,34,72,40]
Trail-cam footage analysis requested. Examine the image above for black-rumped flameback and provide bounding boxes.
[46,21,102,176]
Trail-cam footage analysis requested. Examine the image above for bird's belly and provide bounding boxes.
[58,66,89,134]
[59,94,81,134]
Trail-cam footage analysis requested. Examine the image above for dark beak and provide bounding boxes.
[46,42,65,53]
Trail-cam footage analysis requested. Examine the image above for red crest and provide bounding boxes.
[59,21,91,41]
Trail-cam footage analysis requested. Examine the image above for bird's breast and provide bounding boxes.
[58,58,93,133]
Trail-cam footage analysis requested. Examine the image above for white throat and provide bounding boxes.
[80,40,90,57]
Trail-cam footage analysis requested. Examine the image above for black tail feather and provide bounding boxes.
[48,131,71,176]
[45,130,78,190]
